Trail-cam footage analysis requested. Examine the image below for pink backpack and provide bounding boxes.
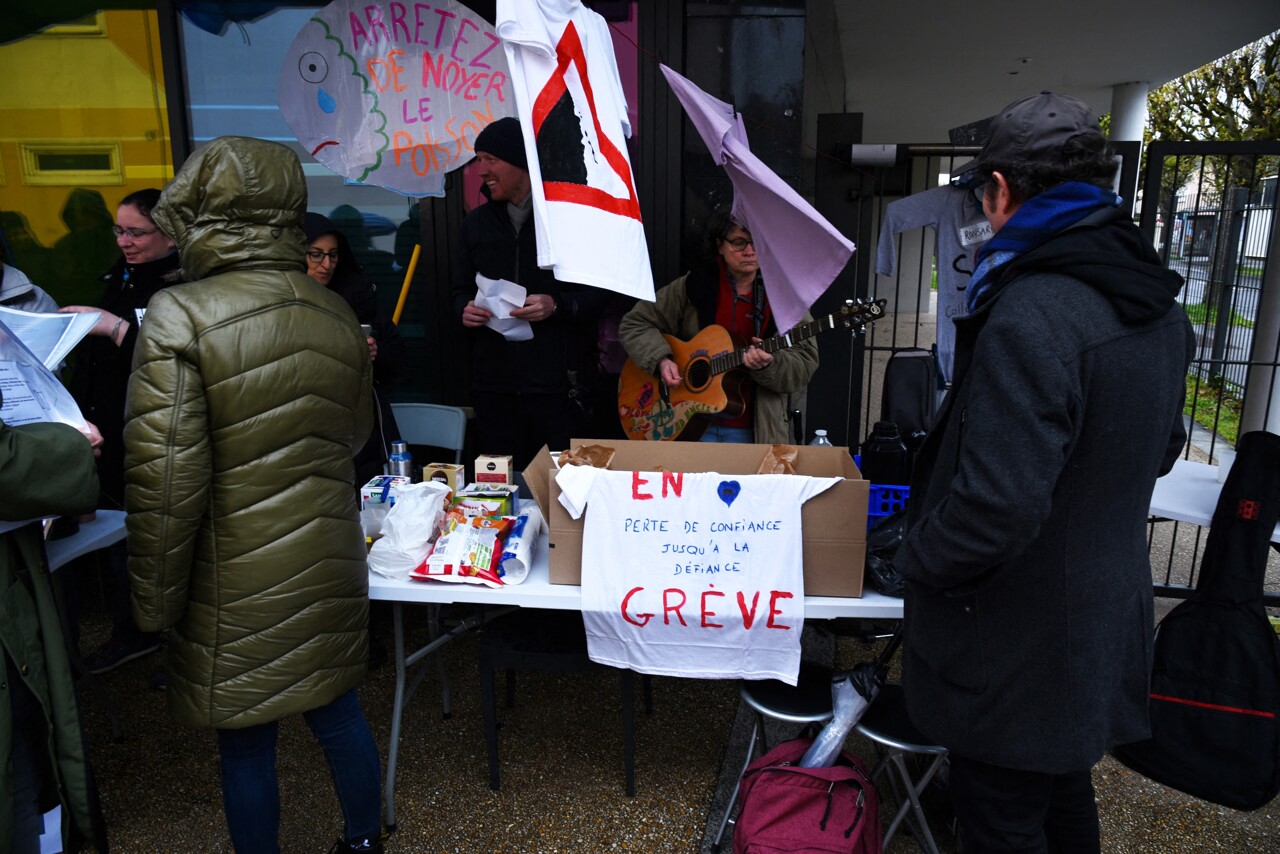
[734,738,882,854]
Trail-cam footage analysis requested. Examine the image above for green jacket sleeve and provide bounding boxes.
[749,310,819,394]
[618,274,696,375]
[0,421,98,520]
[123,290,211,632]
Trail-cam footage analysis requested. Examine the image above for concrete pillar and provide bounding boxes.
[1239,206,1280,435]
[1109,82,1150,141]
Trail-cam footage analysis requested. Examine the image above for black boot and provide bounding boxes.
[327,835,383,854]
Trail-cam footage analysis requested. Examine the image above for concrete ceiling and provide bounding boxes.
[835,0,1280,142]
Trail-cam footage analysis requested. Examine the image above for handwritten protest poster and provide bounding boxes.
[277,0,516,196]
[557,467,839,684]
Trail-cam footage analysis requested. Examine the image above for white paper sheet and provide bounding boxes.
[0,317,88,429]
[0,305,99,370]
[475,274,533,342]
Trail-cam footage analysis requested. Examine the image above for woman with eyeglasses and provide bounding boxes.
[59,188,179,673]
[302,213,404,487]
[619,207,818,443]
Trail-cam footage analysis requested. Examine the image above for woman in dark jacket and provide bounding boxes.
[304,213,404,486]
[61,188,180,673]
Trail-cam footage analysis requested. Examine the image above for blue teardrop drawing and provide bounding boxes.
[718,480,741,507]
[317,87,337,114]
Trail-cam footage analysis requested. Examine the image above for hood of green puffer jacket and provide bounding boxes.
[152,136,308,282]
[997,206,1186,324]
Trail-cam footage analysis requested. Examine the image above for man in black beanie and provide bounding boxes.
[453,117,608,469]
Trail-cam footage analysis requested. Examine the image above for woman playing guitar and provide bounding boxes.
[618,208,818,443]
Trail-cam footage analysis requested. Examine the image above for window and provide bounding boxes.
[38,13,107,38]
[20,142,124,186]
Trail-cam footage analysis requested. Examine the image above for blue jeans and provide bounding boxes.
[7,657,45,854]
[700,423,754,444]
[216,689,381,853]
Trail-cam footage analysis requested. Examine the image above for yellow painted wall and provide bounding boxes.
[0,9,172,303]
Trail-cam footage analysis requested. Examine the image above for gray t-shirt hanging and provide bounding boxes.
[875,185,992,383]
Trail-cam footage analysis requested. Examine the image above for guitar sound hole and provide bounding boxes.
[685,358,711,392]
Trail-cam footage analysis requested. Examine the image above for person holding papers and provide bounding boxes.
[61,188,180,675]
[619,209,818,443]
[2,417,102,853]
[0,263,58,313]
[452,117,608,469]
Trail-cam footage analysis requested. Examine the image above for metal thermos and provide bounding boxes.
[389,440,413,478]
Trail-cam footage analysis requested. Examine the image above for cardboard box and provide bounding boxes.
[359,475,412,509]
[474,454,513,484]
[523,440,869,597]
[422,462,465,493]
[454,482,520,517]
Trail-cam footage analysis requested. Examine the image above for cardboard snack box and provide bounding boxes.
[422,462,465,494]
[474,453,514,484]
[454,482,520,518]
[360,475,412,509]
[522,439,869,597]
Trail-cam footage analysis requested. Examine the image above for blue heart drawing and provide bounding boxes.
[718,480,741,507]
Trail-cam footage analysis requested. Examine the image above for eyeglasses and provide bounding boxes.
[306,249,340,264]
[112,225,158,239]
[723,237,755,252]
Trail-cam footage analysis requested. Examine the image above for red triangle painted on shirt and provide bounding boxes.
[530,21,641,221]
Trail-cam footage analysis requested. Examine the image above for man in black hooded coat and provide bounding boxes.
[896,92,1196,852]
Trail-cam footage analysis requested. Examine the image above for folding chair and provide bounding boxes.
[388,402,467,464]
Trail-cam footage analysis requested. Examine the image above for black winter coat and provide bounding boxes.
[69,253,181,507]
[304,213,404,485]
[896,207,1196,773]
[451,198,605,396]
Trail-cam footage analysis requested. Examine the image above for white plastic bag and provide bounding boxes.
[367,481,451,580]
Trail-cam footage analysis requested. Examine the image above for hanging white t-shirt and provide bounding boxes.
[557,467,839,684]
[496,0,654,302]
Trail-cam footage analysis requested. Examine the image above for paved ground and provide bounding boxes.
[65,568,1278,853]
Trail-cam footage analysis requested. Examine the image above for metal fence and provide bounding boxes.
[856,141,1280,603]
[1139,141,1280,603]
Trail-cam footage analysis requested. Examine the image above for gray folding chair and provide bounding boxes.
[385,403,468,718]
[389,402,467,463]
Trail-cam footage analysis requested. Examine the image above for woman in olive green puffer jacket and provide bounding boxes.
[123,136,383,852]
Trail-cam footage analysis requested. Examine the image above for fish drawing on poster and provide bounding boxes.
[277,0,517,197]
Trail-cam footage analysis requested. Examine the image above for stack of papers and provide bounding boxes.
[0,307,96,428]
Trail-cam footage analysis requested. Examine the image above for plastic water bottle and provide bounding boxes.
[860,421,911,484]
[388,440,413,478]
[809,429,833,447]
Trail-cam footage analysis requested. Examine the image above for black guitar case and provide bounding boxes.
[1113,430,1280,810]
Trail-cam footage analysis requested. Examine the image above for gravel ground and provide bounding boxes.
[64,531,1279,853]
[74,599,738,853]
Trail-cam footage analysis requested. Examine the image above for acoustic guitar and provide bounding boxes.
[617,299,887,441]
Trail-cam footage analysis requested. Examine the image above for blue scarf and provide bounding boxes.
[966,182,1120,313]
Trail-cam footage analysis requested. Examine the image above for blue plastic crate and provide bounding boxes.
[853,454,910,528]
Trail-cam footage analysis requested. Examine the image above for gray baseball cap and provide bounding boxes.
[953,91,1101,188]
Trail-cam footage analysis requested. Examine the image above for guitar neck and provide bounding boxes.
[708,312,845,376]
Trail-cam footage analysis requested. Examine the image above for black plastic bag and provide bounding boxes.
[865,509,907,597]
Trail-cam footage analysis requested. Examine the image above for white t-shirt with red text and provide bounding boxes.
[557,467,837,684]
